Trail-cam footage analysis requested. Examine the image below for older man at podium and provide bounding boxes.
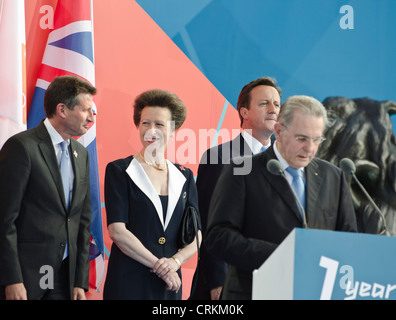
[206,95,357,300]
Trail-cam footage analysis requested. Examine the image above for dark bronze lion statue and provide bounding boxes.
[317,97,396,236]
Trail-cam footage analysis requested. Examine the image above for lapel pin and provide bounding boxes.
[73,150,78,158]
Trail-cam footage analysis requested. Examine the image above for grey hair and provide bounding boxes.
[278,95,328,129]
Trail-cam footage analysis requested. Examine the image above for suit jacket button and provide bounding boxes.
[158,237,166,245]
[60,241,66,247]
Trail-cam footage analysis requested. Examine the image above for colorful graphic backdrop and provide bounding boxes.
[20,0,396,299]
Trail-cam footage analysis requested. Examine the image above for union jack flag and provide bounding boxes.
[27,0,105,291]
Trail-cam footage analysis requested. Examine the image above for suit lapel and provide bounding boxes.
[69,139,84,211]
[36,122,68,212]
[232,133,252,158]
[305,159,322,220]
[126,158,163,226]
[125,158,186,231]
[259,147,304,223]
[165,161,186,230]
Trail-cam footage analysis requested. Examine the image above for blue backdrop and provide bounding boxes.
[136,0,396,130]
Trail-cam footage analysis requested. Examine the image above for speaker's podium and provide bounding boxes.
[252,228,396,300]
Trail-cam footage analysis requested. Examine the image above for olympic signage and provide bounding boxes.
[253,228,396,300]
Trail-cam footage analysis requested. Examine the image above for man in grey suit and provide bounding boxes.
[0,75,96,300]
[192,77,282,300]
[206,95,357,300]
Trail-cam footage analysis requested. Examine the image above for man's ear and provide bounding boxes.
[273,122,282,141]
[240,107,248,121]
[56,103,67,119]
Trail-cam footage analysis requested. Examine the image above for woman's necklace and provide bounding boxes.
[139,152,166,171]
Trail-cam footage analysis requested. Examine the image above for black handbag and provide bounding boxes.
[178,205,200,248]
[177,205,200,299]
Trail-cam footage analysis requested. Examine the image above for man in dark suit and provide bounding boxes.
[192,77,282,300]
[0,75,96,300]
[205,95,357,300]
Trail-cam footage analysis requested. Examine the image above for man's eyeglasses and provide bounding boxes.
[294,135,326,145]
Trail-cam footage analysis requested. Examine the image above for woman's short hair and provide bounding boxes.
[133,89,187,130]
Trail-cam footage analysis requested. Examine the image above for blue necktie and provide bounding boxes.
[260,145,268,153]
[59,141,71,210]
[59,141,70,259]
[286,166,306,216]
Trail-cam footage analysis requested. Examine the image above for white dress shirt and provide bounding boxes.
[273,140,305,186]
[44,118,74,201]
[241,130,271,155]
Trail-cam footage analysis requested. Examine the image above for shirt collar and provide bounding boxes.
[241,130,271,155]
[44,118,69,147]
[273,140,305,174]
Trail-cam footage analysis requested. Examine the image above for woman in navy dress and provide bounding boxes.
[103,89,201,300]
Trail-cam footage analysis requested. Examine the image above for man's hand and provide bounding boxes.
[72,287,87,300]
[210,286,222,300]
[5,283,27,300]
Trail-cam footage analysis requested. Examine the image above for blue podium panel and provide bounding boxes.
[252,228,396,300]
